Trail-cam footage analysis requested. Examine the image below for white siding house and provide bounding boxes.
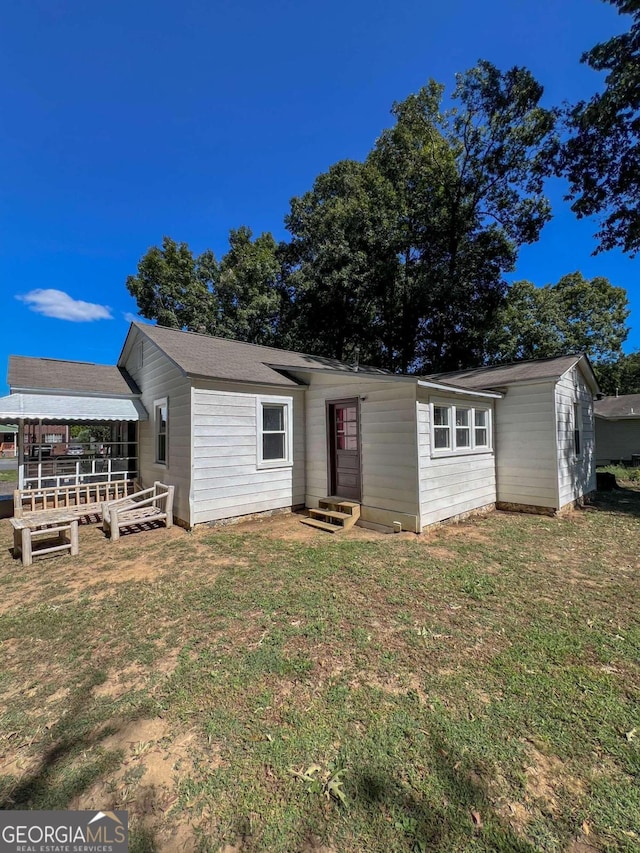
[0,324,599,530]
[594,393,640,465]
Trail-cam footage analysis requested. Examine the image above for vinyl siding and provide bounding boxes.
[305,375,420,524]
[122,335,192,525]
[417,393,496,527]
[556,366,596,507]
[595,417,640,464]
[191,381,305,525]
[494,381,558,508]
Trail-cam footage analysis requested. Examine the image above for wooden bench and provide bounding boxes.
[11,511,80,567]
[102,481,174,541]
[14,479,138,520]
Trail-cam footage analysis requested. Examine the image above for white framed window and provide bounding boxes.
[474,409,489,447]
[433,405,451,450]
[573,401,582,457]
[431,401,492,456]
[455,407,471,448]
[44,433,63,443]
[154,397,168,465]
[257,396,293,468]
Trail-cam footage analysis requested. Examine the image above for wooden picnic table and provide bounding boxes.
[10,509,80,567]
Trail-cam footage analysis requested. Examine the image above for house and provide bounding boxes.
[594,394,640,465]
[0,323,599,530]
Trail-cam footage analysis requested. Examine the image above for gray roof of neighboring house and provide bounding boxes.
[8,356,140,396]
[130,322,391,387]
[594,394,640,419]
[426,354,587,391]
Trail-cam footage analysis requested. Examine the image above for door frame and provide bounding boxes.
[325,397,362,501]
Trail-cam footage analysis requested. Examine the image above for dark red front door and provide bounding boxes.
[328,400,361,501]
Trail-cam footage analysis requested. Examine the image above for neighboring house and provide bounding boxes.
[0,323,599,530]
[0,424,18,456]
[594,394,640,465]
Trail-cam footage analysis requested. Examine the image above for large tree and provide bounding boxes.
[126,236,215,331]
[286,61,556,372]
[284,159,401,367]
[486,272,630,364]
[373,61,555,371]
[559,0,640,254]
[597,351,640,395]
[126,228,288,344]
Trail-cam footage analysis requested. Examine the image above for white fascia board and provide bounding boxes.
[417,380,503,399]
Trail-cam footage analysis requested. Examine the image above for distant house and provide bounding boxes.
[0,323,599,529]
[594,394,640,465]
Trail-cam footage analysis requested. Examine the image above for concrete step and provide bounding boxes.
[300,517,343,533]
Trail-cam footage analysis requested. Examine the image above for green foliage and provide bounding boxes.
[487,272,630,364]
[559,1,640,254]
[126,229,287,345]
[285,61,555,371]
[596,351,640,395]
[598,463,640,482]
[127,62,560,372]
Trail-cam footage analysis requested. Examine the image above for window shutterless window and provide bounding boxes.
[433,405,451,450]
[257,397,293,468]
[455,407,471,448]
[574,402,581,457]
[431,402,491,455]
[262,404,286,460]
[154,398,168,464]
[474,409,488,447]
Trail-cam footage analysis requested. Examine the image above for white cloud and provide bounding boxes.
[16,289,113,322]
[123,311,139,323]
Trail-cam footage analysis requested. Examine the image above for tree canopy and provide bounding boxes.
[284,61,556,371]
[559,0,640,254]
[486,272,629,364]
[126,59,632,377]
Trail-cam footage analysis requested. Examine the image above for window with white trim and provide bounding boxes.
[573,402,582,457]
[257,397,293,468]
[44,433,63,443]
[154,397,168,465]
[474,409,489,447]
[433,405,451,449]
[431,402,492,455]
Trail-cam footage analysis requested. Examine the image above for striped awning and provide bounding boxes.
[0,393,148,423]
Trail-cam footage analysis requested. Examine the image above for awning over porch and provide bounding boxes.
[0,393,148,423]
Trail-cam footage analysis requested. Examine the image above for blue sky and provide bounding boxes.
[1,0,636,394]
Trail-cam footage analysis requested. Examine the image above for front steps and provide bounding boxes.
[300,497,361,533]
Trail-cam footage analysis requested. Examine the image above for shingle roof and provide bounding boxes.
[594,394,640,419]
[426,354,584,391]
[8,356,140,396]
[131,323,391,386]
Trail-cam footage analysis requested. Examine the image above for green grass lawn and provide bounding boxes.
[0,492,638,852]
[0,469,17,483]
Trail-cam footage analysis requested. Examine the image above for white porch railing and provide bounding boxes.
[21,456,138,490]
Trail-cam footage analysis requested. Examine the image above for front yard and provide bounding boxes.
[0,493,638,852]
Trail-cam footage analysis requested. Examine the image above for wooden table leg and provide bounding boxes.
[13,526,21,559]
[70,519,79,556]
[21,527,32,567]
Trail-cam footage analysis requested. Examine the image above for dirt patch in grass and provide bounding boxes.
[71,717,210,850]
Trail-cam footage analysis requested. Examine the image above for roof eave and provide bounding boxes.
[417,380,503,399]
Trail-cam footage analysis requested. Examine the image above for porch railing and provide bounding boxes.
[21,456,138,490]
